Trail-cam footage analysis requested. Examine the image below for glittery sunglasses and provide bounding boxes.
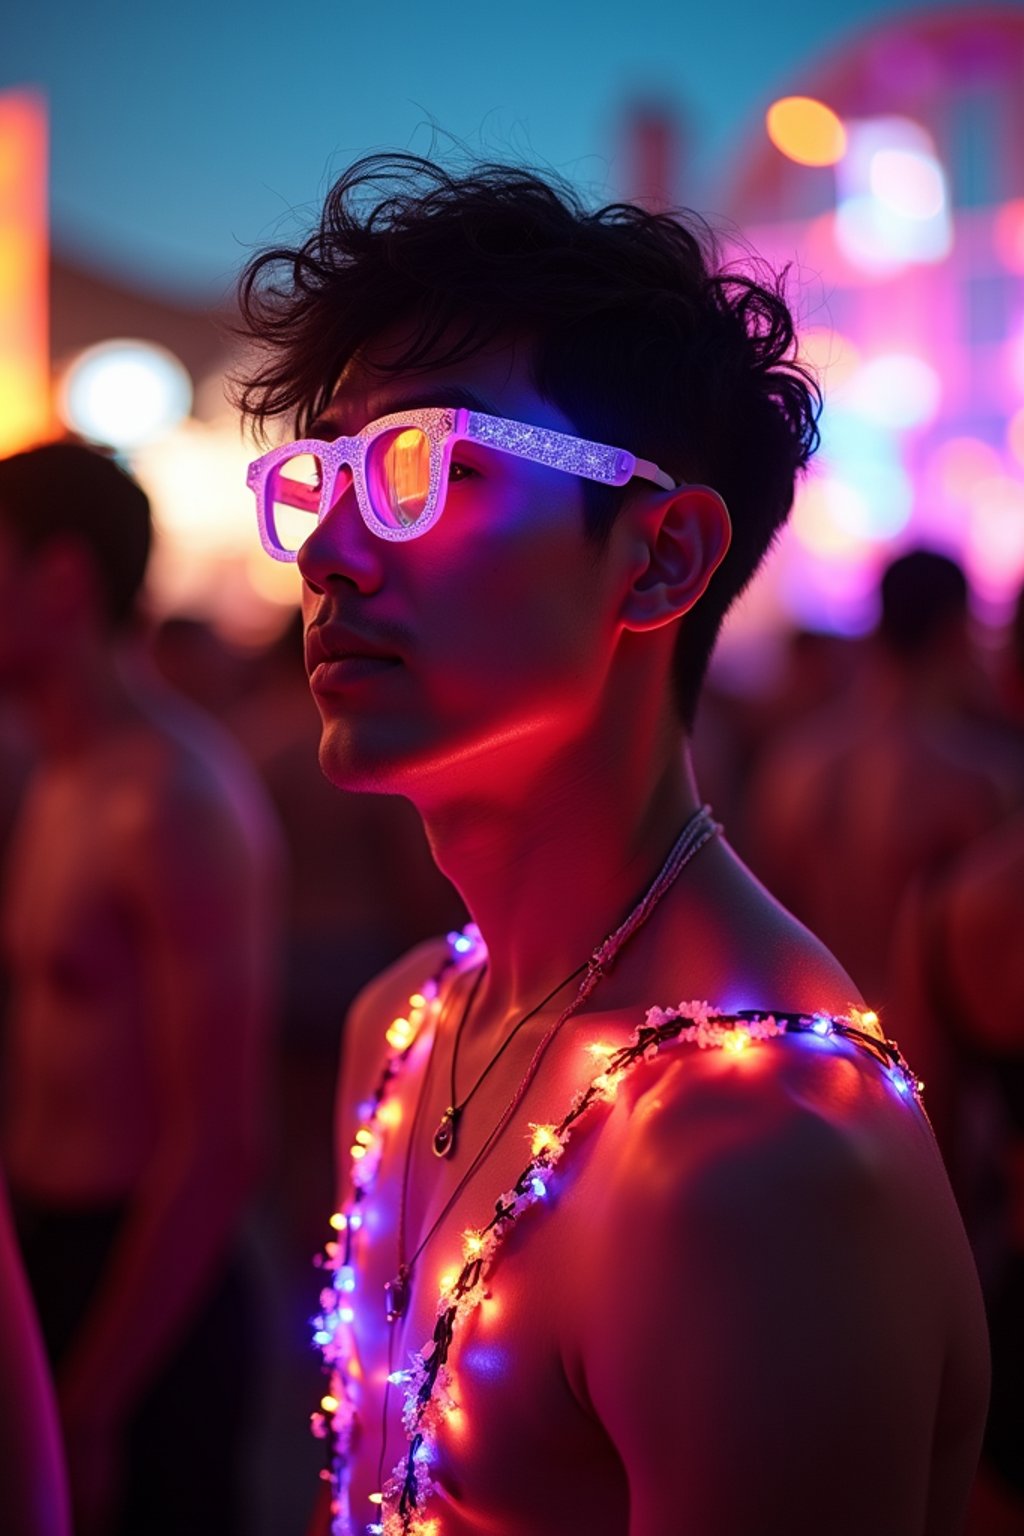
[246,406,677,561]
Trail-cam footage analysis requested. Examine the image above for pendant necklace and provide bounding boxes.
[431,955,590,1158]
[383,803,721,1328]
[385,953,589,1323]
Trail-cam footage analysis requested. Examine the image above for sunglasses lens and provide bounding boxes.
[267,452,324,555]
[366,427,432,531]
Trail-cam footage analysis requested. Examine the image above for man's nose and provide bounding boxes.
[297,473,385,595]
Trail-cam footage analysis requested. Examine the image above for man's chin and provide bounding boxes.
[316,724,415,797]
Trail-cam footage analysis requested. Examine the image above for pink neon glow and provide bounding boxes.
[993,200,1024,275]
[965,476,1024,604]
[1007,408,1024,470]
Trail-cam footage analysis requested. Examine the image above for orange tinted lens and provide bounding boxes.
[269,452,322,553]
[367,428,432,529]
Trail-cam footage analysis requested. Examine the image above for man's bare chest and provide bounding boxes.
[3,775,137,985]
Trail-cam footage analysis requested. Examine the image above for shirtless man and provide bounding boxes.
[0,443,280,1535]
[236,156,990,1535]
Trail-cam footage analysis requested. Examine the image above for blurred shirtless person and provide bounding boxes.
[0,443,280,1535]
[890,590,1024,1533]
[747,550,1010,1006]
[237,157,989,1535]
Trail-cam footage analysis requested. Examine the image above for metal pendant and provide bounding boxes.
[432,1106,460,1159]
[385,1269,409,1324]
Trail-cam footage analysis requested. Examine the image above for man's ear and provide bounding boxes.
[620,485,732,633]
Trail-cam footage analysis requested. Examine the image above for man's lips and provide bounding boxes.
[309,654,401,692]
[305,624,403,690]
[305,625,403,672]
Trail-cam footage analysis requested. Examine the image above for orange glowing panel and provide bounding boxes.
[0,91,48,455]
[766,96,847,168]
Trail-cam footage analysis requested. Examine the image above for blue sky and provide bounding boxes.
[1,0,1005,302]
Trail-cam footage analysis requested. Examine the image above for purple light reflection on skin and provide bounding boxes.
[460,1343,512,1382]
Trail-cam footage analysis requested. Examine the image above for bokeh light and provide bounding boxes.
[993,199,1024,275]
[1007,408,1024,470]
[835,117,951,273]
[931,437,1004,501]
[798,327,861,393]
[59,339,193,450]
[843,353,942,430]
[965,475,1024,607]
[765,96,846,167]
[869,148,945,220]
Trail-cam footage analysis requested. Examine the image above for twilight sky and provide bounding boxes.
[1,0,1009,302]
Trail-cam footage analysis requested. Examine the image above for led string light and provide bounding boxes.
[312,928,928,1536]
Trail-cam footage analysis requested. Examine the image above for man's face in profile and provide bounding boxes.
[297,329,628,805]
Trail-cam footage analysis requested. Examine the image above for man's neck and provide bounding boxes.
[415,729,702,1022]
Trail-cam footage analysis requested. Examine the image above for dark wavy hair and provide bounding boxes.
[0,440,150,629]
[234,154,821,728]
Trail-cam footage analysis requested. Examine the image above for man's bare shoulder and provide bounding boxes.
[577,1015,988,1535]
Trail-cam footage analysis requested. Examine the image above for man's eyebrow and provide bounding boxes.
[308,385,500,439]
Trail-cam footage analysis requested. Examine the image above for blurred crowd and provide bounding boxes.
[0,443,1021,1535]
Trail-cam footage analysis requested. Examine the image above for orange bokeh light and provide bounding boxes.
[766,96,847,168]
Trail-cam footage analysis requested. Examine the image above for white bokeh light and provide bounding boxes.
[59,339,193,450]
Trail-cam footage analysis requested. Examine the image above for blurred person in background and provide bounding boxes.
[236,155,989,1536]
[745,549,1013,1008]
[0,442,282,1536]
[890,583,1024,1536]
[0,1170,70,1536]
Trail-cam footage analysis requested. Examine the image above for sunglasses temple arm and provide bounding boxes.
[631,456,677,491]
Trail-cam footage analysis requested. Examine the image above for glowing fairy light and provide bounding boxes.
[462,1230,485,1260]
[722,1030,749,1053]
[386,1016,415,1050]
[328,1212,346,1231]
[530,1124,560,1158]
[321,1394,339,1413]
